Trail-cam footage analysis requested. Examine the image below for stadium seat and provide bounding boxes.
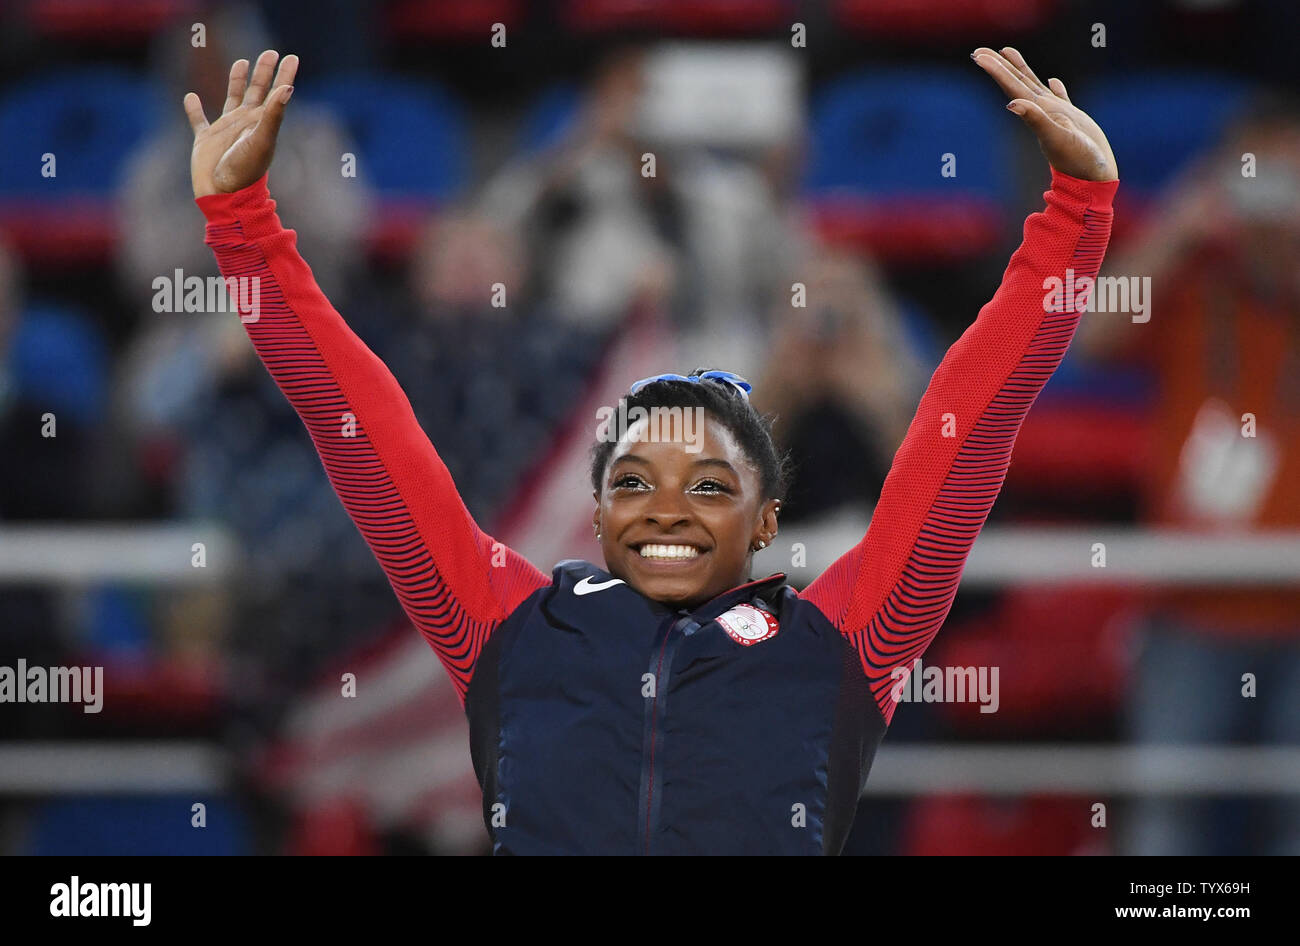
[901,795,1103,855]
[805,68,1015,262]
[1008,401,1151,496]
[1004,351,1154,495]
[86,586,152,658]
[384,0,523,39]
[70,652,225,727]
[301,74,469,259]
[563,0,793,34]
[0,69,163,263]
[834,0,1058,38]
[23,796,250,855]
[928,585,1140,730]
[1079,72,1254,237]
[6,303,108,426]
[23,0,195,43]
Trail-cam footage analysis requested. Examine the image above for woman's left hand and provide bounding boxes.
[973,47,1118,182]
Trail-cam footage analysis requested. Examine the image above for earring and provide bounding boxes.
[753,539,767,551]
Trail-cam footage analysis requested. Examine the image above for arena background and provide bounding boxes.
[1,0,1298,855]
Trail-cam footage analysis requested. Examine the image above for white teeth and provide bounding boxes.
[639,544,701,560]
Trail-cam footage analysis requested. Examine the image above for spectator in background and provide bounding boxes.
[1078,92,1300,855]
[477,42,802,359]
[378,208,611,525]
[753,248,928,524]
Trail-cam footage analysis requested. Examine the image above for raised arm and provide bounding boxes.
[185,51,549,703]
[800,48,1119,725]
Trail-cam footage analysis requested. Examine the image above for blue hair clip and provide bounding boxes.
[628,370,753,400]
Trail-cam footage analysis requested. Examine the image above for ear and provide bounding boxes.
[750,498,781,552]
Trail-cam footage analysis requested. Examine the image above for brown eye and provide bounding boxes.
[612,473,647,490]
[691,479,731,494]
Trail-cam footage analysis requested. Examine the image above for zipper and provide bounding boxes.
[633,576,785,854]
[637,612,699,855]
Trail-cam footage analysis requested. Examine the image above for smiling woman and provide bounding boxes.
[588,368,790,610]
[188,47,1118,854]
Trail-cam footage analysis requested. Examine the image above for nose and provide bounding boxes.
[643,488,692,531]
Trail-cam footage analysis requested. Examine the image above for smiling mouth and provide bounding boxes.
[633,543,706,562]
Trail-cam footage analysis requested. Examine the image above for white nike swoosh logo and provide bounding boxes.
[574,576,626,596]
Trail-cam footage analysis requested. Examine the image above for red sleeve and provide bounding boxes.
[196,174,549,705]
[799,168,1118,726]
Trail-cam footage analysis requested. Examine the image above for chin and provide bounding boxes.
[627,571,710,609]
[609,549,741,610]
[638,577,701,607]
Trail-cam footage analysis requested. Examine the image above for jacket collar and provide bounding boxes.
[570,560,789,622]
[684,572,788,624]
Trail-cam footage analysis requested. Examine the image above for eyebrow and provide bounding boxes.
[610,455,740,477]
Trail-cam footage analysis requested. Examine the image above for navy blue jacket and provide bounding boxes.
[467,560,887,855]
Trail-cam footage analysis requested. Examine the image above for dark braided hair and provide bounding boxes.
[589,367,793,502]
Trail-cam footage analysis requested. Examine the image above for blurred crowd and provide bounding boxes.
[1,0,1298,855]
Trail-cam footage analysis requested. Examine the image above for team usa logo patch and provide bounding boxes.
[716,603,780,646]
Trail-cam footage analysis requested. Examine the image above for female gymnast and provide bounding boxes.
[184,46,1118,854]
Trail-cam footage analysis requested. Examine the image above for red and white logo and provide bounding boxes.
[716,603,779,647]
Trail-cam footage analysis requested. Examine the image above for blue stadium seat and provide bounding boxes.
[86,585,152,657]
[1079,72,1254,197]
[303,74,468,201]
[23,796,251,856]
[0,69,160,196]
[7,303,108,427]
[805,68,1015,262]
[0,69,162,262]
[302,74,468,258]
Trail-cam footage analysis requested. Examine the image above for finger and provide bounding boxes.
[1048,77,1072,105]
[183,92,209,134]
[999,46,1051,96]
[222,58,249,114]
[242,49,280,107]
[973,50,1036,102]
[254,84,294,149]
[269,53,299,95]
[979,47,1047,99]
[1008,98,1073,146]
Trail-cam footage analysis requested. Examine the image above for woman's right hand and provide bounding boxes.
[184,49,298,199]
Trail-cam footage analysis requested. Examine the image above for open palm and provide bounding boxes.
[973,46,1118,182]
[184,49,299,198]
